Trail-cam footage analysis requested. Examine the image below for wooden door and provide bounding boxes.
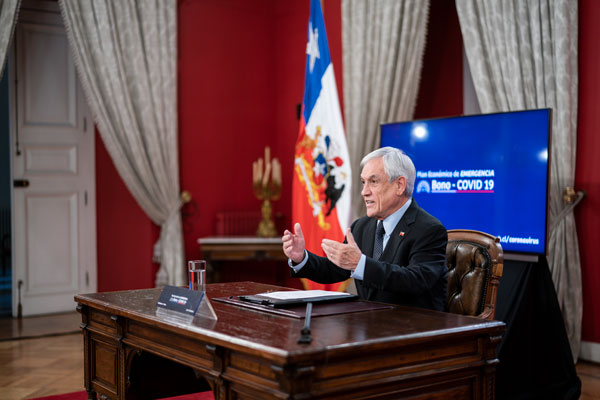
[10,2,96,316]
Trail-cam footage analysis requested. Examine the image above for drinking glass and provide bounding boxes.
[188,260,206,292]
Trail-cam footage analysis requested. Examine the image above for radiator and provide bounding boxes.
[215,211,261,237]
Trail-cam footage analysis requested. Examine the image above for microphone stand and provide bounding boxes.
[297,302,313,344]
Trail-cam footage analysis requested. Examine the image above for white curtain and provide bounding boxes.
[59,0,185,287]
[0,0,20,79]
[342,0,430,219]
[456,0,581,359]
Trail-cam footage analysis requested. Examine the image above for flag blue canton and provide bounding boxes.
[303,0,332,122]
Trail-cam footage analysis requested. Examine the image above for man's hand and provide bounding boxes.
[282,223,306,264]
[321,228,362,270]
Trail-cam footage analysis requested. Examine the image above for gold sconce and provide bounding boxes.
[252,147,281,237]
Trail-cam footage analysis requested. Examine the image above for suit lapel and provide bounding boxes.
[380,200,419,261]
[359,200,419,300]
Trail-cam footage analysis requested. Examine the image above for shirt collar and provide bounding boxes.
[381,198,412,236]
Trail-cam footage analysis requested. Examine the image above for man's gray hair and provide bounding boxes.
[360,147,416,197]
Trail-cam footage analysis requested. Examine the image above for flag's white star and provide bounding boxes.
[306,22,320,73]
[313,160,326,177]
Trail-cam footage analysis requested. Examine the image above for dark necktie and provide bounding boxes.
[373,221,385,260]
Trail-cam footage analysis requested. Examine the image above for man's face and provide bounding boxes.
[360,157,407,220]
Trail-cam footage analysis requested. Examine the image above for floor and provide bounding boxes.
[0,333,83,400]
[0,312,83,400]
[0,313,599,400]
[0,312,80,341]
[580,360,600,400]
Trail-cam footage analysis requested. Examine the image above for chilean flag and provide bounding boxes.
[293,0,352,292]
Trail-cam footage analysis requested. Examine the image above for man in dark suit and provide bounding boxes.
[282,147,447,311]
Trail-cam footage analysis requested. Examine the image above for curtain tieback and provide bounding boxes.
[153,200,184,263]
[549,188,586,234]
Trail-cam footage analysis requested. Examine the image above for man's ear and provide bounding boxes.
[396,176,407,196]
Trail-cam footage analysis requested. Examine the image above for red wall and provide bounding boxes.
[576,0,600,344]
[95,131,157,291]
[178,0,277,260]
[414,0,463,120]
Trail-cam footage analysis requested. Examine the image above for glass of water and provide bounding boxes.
[188,260,206,292]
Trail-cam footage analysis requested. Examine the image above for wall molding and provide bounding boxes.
[580,340,600,363]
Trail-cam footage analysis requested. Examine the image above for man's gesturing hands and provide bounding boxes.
[283,225,362,270]
[282,223,306,264]
[321,228,362,271]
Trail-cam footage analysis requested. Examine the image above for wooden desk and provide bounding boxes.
[75,282,505,400]
[198,237,287,284]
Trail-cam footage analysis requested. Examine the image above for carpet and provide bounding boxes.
[27,390,215,400]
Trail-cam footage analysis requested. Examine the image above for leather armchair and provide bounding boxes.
[445,229,504,320]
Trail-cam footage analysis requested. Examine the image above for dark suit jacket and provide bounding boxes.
[292,200,448,311]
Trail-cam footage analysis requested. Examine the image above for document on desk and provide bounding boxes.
[238,290,357,307]
[259,290,354,301]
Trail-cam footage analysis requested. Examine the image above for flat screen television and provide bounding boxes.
[380,109,551,258]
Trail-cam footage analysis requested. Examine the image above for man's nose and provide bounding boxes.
[361,184,369,196]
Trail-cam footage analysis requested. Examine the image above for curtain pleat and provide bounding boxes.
[59,0,185,287]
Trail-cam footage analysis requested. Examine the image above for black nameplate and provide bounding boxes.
[157,285,204,315]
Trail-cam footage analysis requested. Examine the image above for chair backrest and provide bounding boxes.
[445,229,504,320]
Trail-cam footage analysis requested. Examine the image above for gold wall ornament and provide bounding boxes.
[563,187,577,205]
[180,190,192,204]
[252,146,282,237]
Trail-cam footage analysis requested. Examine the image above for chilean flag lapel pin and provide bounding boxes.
[399,231,405,237]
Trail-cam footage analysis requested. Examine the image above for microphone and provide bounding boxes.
[297,302,313,344]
